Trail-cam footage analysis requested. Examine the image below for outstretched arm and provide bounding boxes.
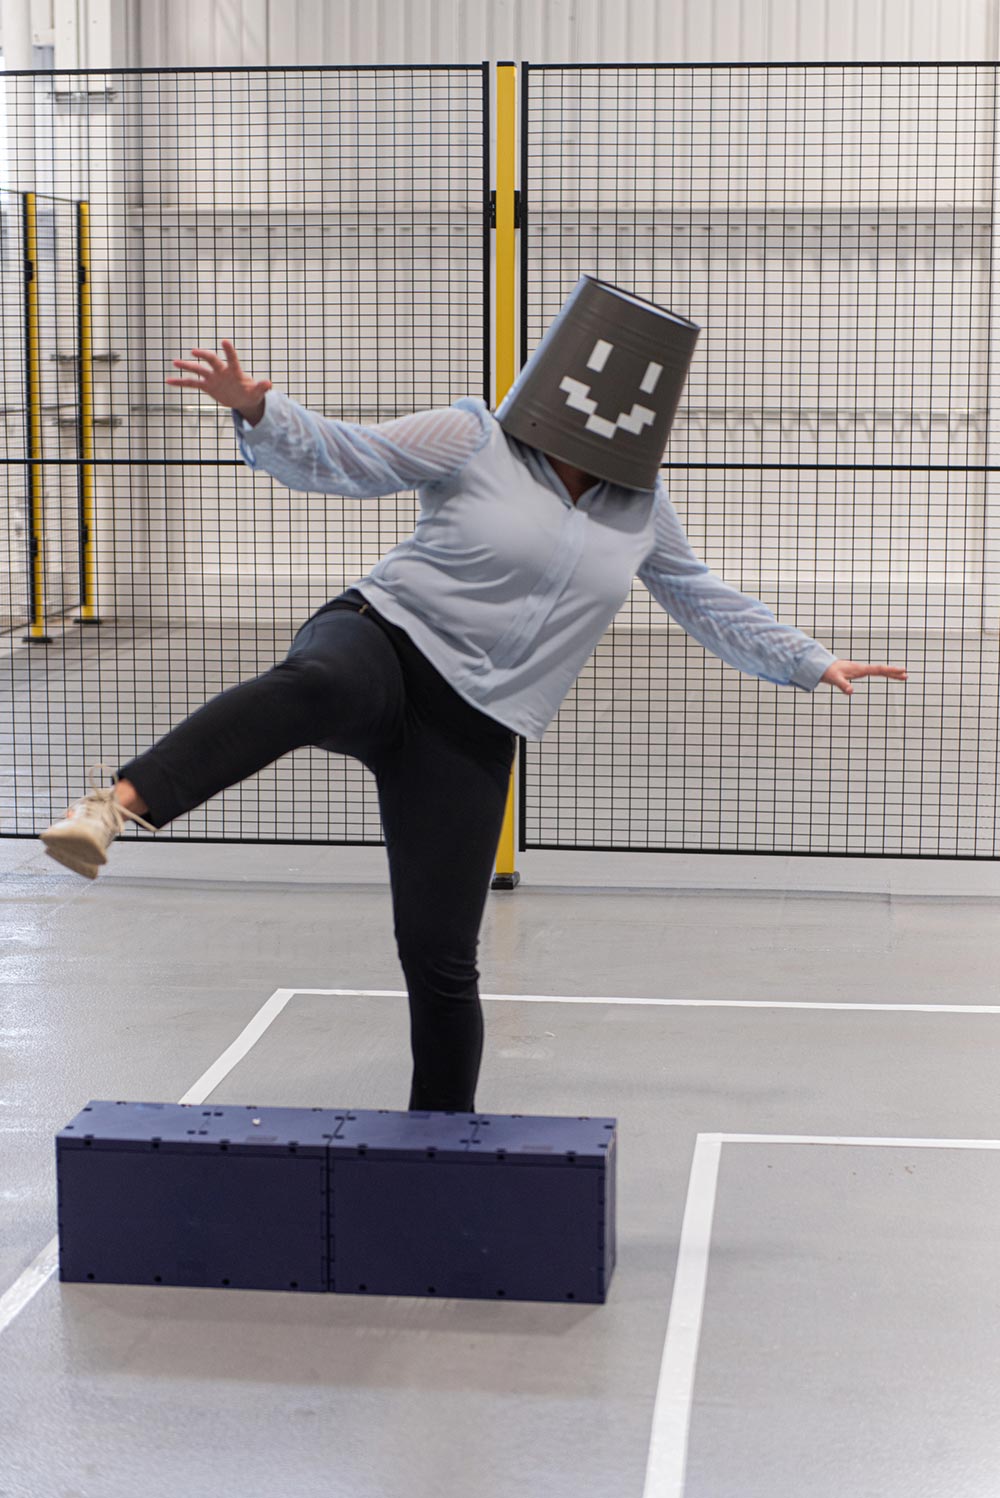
[639,488,907,695]
[167,341,490,498]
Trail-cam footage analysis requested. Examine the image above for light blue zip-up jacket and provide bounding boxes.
[234,392,836,740]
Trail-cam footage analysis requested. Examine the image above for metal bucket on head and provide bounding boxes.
[497,275,700,491]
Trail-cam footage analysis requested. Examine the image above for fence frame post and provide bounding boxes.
[491,60,521,891]
[74,198,101,626]
[21,190,51,645]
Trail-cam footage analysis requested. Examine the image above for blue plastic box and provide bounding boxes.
[56,1101,334,1292]
[57,1101,617,1303]
[329,1110,617,1302]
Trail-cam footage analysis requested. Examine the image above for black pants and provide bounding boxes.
[119,593,516,1113]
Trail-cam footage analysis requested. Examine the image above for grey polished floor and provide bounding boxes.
[1,840,999,1498]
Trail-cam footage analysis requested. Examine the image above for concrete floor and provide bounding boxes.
[2,838,1000,1498]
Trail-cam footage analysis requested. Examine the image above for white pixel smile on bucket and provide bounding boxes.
[558,339,663,439]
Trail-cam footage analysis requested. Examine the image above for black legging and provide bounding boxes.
[118,593,517,1113]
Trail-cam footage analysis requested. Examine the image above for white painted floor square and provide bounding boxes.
[656,1136,1000,1498]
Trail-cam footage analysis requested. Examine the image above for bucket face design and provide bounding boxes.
[497,276,700,491]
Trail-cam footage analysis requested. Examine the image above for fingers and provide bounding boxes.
[165,377,208,391]
[168,345,254,396]
[845,663,908,682]
[190,346,225,372]
[869,664,907,680]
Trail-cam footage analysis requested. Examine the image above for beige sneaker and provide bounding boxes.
[40,763,156,879]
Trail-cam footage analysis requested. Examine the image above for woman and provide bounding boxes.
[41,308,905,1114]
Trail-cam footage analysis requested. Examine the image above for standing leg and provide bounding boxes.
[375,712,515,1113]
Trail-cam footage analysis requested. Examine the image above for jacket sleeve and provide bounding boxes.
[233,392,492,498]
[637,487,836,690]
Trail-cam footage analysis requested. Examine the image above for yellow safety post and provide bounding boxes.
[22,191,51,644]
[74,199,101,624]
[491,62,520,891]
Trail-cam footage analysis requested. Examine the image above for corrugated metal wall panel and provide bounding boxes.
[125,0,999,71]
[0,0,997,66]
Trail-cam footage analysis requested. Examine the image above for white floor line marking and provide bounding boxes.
[644,1131,1000,1498]
[177,988,297,1106]
[0,1238,60,1339]
[720,1132,1000,1150]
[642,1134,722,1498]
[0,987,297,1337]
[293,987,1000,1016]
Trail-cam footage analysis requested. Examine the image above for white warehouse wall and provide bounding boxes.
[128,0,1000,71]
[1,0,998,70]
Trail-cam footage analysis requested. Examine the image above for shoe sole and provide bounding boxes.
[40,831,106,879]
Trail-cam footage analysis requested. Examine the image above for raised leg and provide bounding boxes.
[119,608,405,827]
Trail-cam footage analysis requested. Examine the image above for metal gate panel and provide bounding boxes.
[0,64,489,842]
[520,63,1000,857]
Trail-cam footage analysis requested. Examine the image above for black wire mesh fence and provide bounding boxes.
[0,65,489,842]
[4,63,998,859]
[520,63,1000,857]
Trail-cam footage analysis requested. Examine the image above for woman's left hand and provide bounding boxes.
[821,661,907,696]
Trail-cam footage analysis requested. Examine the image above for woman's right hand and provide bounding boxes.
[166,339,272,425]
